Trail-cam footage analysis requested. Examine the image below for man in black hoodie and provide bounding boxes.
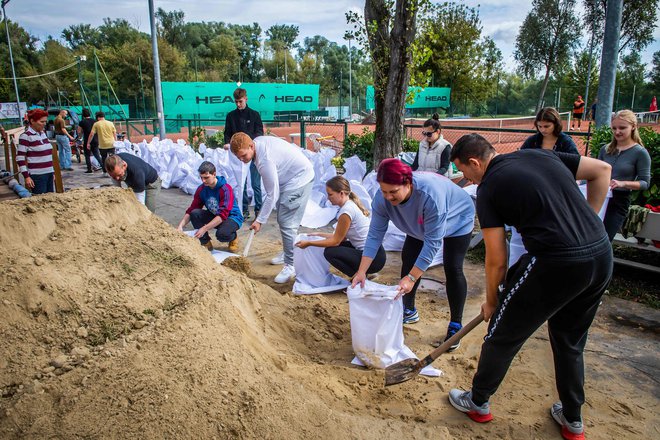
[223,88,264,219]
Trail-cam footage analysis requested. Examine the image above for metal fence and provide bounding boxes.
[403,123,592,156]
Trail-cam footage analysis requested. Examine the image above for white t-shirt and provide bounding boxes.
[338,199,370,250]
[253,136,314,224]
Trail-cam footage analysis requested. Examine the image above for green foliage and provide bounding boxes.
[188,126,207,153]
[205,130,225,149]
[590,126,660,205]
[402,137,419,152]
[343,128,375,171]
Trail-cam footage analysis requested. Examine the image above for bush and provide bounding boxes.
[589,126,660,206]
[343,128,375,171]
[402,137,419,152]
[205,130,225,149]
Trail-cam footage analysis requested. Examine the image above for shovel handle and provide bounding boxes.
[242,230,255,257]
[418,313,484,370]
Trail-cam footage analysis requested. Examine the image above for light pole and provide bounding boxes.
[1,0,22,121]
[148,0,166,138]
[344,32,353,120]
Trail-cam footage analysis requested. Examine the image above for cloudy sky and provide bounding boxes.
[4,0,660,71]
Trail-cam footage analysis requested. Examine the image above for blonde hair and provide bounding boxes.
[229,132,253,154]
[607,110,644,155]
[326,176,369,217]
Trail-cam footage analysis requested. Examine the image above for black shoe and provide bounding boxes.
[85,170,94,174]
[243,210,251,219]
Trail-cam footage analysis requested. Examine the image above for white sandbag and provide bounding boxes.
[210,250,239,263]
[292,234,350,294]
[300,197,339,229]
[346,280,442,376]
[508,226,526,268]
[343,155,367,182]
[362,170,379,199]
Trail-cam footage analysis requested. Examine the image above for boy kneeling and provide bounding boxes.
[177,161,243,252]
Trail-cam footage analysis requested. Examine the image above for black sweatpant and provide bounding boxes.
[100,147,116,173]
[603,191,631,241]
[323,241,386,277]
[190,209,240,244]
[471,237,612,422]
[84,144,103,172]
[401,232,471,323]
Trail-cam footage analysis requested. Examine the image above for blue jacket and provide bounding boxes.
[362,172,475,271]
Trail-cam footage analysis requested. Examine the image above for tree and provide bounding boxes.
[650,51,660,94]
[583,0,659,55]
[155,8,186,50]
[514,0,580,111]
[349,0,421,165]
[61,24,101,50]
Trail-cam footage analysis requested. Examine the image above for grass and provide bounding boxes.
[88,320,128,346]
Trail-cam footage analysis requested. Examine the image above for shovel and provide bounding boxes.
[384,313,484,387]
[242,230,255,257]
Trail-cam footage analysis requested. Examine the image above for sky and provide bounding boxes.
[3,0,660,73]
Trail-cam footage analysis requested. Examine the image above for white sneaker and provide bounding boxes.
[102,172,108,177]
[270,252,285,265]
[274,264,295,284]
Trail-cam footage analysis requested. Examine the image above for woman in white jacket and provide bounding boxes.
[411,113,453,177]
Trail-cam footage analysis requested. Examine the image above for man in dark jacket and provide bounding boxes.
[223,88,263,219]
[105,153,161,213]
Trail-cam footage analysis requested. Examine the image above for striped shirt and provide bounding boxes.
[17,127,54,177]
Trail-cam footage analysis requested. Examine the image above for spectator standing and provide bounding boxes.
[54,109,74,171]
[223,88,264,219]
[571,96,585,130]
[411,113,453,176]
[521,107,579,154]
[597,110,651,241]
[77,108,102,174]
[88,111,117,176]
[17,109,55,194]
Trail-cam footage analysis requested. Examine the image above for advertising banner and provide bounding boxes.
[162,82,320,121]
[0,102,27,119]
[366,86,451,110]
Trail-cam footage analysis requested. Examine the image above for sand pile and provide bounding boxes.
[0,188,657,439]
[0,189,450,439]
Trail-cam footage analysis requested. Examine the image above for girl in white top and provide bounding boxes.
[296,176,386,277]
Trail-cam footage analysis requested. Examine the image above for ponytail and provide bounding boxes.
[348,191,369,217]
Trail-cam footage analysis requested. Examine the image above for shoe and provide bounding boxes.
[448,389,493,423]
[551,402,585,440]
[243,210,251,219]
[270,252,285,265]
[85,170,93,174]
[228,237,239,253]
[201,241,213,251]
[102,172,108,177]
[274,264,295,284]
[254,210,260,219]
[403,307,419,324]
[64,167,74,171]
[93,166,102,172]
[444,321,463,352]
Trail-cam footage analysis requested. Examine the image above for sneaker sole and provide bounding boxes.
[402,318,419,325]
[448,397,493,423]
[551,407,584,440]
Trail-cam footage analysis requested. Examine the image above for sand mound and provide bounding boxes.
[1,188,657,439]
[0,189,449,439]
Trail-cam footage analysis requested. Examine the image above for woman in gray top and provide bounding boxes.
[598,110,652,241]
[411,113,453,176]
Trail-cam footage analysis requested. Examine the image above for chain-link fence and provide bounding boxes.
[404,123,591,155]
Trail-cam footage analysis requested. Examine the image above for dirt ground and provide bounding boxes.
[0,188,658,439]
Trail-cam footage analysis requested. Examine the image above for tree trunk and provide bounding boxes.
[365,0,419,168]
[537,65,552,112]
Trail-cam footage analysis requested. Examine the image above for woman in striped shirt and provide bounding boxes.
[17,109,54,194]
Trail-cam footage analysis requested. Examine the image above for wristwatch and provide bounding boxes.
[406,273,417,283]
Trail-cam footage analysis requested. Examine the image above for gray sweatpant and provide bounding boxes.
[277,180,313,265]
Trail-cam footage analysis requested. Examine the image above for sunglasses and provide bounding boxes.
[421,130,437,137]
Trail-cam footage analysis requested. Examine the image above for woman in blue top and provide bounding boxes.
[521,107,579,154]
[352,159,475,350]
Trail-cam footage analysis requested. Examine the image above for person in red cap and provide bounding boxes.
[571,95,585,130]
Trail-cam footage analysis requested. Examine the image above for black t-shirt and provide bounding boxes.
[476,149,606,254]
[118,152,158,193]
[79,118,98,147]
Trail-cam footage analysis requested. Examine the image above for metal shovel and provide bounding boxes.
[384,313,484,386]
[242,230,255,257]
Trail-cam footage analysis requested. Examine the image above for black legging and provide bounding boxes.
[323,241,386,277]
[401,233,471,324]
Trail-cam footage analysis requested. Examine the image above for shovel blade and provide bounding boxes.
[384,358,422,386]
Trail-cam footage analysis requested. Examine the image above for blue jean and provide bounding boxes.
[31,173,54,194]
[56,135,72,169]
[242,161,262,213]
